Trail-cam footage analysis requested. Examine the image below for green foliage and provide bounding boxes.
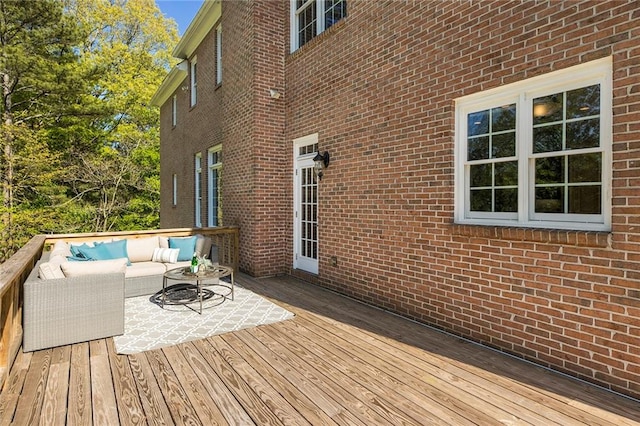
[0,0,178,260]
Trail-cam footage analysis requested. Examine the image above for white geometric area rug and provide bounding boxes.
[114,284,294,354]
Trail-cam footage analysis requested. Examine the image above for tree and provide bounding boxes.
[0,0,86,256]
[0,0,178,259]
[60,0,178,232]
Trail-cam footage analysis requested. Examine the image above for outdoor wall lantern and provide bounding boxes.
[313,151,330,180]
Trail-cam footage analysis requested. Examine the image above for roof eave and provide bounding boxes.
[150,61,188,107]
[172,0,221,59]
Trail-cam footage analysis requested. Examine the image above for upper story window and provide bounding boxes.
[454,57,612,232]
[291,0,347,52]
[171,95,177,127]
[195,153,202,227]
[172,174,178,206]
[190,56,197,107]
[216,25,222,85]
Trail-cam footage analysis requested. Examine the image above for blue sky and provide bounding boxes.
[156,0,204,36]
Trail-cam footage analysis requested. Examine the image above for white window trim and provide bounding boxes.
[290,0,343,52]
[293,133,320,274]
[171,95,177,127]
[216,25,222,85]
[195,153,202,227]
[172,174,177,206]
[454,57,612,232]
[190,56,197,107]
[208,145,222,227]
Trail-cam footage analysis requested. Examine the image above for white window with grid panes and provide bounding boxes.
[290,0,347,52]
[454,57,612,231]
[208,145,222,227]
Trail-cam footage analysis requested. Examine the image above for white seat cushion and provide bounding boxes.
[60,258,128,277]
[125,261,167,278]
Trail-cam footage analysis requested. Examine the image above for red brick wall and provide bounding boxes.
[285,0,640,399]
[212,0,287,276]
[160,1,288,275]
[159,26,223,229]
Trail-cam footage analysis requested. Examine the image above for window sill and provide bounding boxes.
[450,223,611,248]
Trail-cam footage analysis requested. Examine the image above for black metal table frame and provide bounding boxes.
[162,265,234,314]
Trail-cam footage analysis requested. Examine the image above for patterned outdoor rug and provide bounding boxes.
[114,283,295,354]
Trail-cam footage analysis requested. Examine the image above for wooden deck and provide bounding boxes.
[1,273,638,425]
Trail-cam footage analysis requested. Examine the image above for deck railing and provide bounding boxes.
[0,226,239,391]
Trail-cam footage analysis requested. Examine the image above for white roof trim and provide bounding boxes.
[150,61,188,107]
[151,0,221,107]
[173,0,221,59]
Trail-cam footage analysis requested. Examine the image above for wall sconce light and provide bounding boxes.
[269,88,281,99]
[313,151,330,180]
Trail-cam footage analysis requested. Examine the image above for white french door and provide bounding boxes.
[293,135,319,274]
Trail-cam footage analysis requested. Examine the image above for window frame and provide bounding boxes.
[208,145,223,227]
[454,57,612,232]
[171,95,177,127]
[290,0,347,52]
[216,25,222,85]
[195,153,202,227]
[172,174,178,206]
[190,56,197,107]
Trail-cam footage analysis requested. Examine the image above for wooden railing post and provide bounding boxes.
[0,235,45,390]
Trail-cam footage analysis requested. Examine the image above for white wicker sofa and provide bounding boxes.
[23,234,212,352]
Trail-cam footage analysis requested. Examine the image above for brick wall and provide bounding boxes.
[216,0,287,275]
[285,0,640,399]
[160,26,223,229]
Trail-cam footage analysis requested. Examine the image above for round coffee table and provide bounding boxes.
[162,265,234,314]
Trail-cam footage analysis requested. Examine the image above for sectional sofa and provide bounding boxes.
[23,234,213,352]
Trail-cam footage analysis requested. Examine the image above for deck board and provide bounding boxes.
[41,346,71,425]
[128,351,174,425]
[67,343,92,426]
[143,349,201,425]
[161,344,229,425]
[0,349,30,425]
[1,273,639,425]
[89,340,119,425]
[106,338,147,425]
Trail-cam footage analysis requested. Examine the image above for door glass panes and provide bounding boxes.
[299,142,318,156]
[467,104,517,213]
[300,166,318,259]
[532,84,601,215]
